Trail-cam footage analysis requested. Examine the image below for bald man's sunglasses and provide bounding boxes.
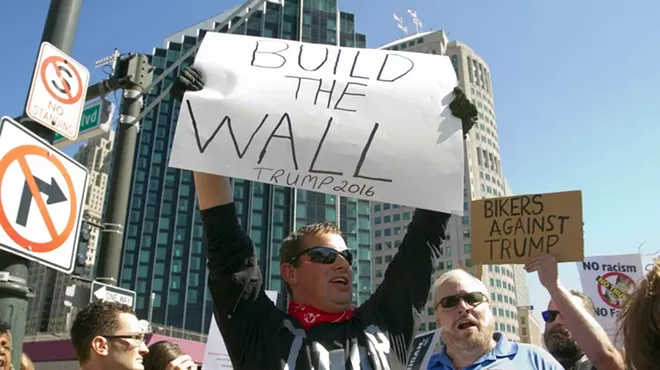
[542,310,561,323]
[435,292,488,309]
[288,246,353,266]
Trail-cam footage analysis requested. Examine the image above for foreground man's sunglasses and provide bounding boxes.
[436,292,488,309]
[542,310,561,323]
[289,246,353,266]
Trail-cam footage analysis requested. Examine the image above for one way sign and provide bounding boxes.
[91,281,136,308]
[0,116,88,273]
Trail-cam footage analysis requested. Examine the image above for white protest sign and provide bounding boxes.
[577,253,643,343]
[202,291,278,369]
[169,33,465,215]
[406,329,441,369]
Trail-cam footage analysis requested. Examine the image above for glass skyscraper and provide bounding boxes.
[118,0,370,335]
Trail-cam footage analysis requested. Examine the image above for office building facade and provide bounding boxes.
[375,31,529,341]
[119,0,370,335]
[26,130,115,334]
[517,305,543,346]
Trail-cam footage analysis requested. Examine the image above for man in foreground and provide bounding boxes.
[70,301,149,370]
[526,253,625,370]
[171,66,477,369]
[428,269,563,369]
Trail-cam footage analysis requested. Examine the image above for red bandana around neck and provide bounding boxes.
[288,301,355,330]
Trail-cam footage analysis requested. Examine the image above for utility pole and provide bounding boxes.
[0,1,81,368]
[95,54,153,284]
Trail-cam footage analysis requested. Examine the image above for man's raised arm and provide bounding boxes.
[357,209,450,361]
[356,87,478,364]
[173,69,281,366]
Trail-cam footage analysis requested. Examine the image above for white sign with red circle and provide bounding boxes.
[0,117,89,273]
[25,42,90,140]
[577,253,643,343]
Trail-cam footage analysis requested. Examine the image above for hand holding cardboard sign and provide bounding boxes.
[525,253,560,291]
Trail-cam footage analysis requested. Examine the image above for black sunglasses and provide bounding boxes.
[435,292,488,309]
[288,246,353,266]
[542,310,561,323]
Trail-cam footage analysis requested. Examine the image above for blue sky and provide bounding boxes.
[1,0,658,328]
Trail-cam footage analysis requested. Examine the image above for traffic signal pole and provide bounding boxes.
[0,0,81,368]
[95,55,153,284]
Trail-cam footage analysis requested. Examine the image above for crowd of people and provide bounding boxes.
[2,258,656,370]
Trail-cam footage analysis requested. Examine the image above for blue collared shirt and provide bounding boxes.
[427,332,564,370]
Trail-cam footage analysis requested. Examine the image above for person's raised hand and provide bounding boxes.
[170,67,205,102]
[524,253,560,291]
[449,87,478,137]
[165,354,196,370]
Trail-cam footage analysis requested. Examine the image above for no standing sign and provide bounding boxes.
[25,42,90,140]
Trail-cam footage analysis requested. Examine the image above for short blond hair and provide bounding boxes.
[431,269,487,307]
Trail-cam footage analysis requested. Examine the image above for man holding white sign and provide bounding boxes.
[169,33,476,370]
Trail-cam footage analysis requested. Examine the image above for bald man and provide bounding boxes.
[427,269,562,370]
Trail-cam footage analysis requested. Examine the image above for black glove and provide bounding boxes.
[449,87,478,136]
[170,67,205,102]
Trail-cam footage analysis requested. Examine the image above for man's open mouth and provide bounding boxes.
[457,319,477,330]
[330,277,349,286]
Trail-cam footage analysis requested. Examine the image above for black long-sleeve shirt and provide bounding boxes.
[202,203,450,370]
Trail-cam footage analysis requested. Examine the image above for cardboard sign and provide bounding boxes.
[470,190,583,264]
[169,32,465,215]
[577,253,643,343]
